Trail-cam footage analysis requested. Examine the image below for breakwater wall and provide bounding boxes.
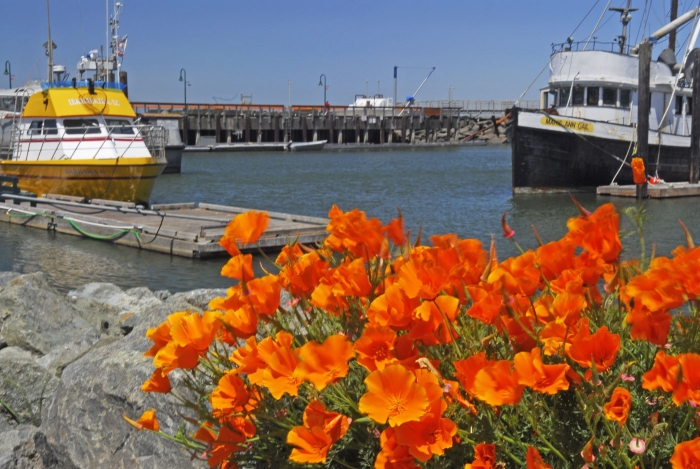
[133,101,532,146]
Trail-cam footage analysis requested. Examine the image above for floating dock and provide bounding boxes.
[597,182,700,198]
[0,194,328,258]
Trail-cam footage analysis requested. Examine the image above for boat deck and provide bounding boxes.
[597,182,700,198]
[0,195,328,258]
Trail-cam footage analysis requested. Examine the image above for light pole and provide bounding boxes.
[365,79,368,97]
[318,74,326,105]
[287,81,293,142]
[377,79,380,95]
[179,68,190,144]
[449,86,454,108]
[178,68,189,112]
[3,61,11,89]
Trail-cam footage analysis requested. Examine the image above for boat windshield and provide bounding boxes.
[64,118,102,135]
[105,118,135,135]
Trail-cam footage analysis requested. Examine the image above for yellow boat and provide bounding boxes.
[0,82,166,205]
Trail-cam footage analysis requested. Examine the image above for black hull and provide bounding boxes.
[510,108,691,193]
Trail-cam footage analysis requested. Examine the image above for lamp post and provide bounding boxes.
[365,79,368,97]
[318,74,326,105]
[377,79,380,95]
[287,81,293,142]
[3,61,11,89]
[448,86,454,108]
[179,68,190,144]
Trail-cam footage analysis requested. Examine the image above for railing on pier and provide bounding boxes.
[415,100,539,112]
[130,102,432,115]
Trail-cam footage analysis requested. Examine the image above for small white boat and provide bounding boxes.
[289,140,327,151]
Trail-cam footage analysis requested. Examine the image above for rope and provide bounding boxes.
[610,130,637,185]
[5,208,37,218]
[584,0,613,50]
[65,218,140,241]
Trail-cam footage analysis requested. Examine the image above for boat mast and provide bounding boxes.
[610,0,637,54]
[669,0,679,52]
[46,0,54,81]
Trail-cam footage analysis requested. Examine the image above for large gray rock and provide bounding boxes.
[42,299,205,469]
[68,283,164,315]
[169,288,228,311]
[0,273,99,356]
[0,272,20,292]
[0,425,78,469]
[0,348,59,430]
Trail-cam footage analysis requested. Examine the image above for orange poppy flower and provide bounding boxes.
[471,360,524,406]
[466,283,503,325]
[302,400,350,443]
[625,309,672,346]
[324,205,386,260]
[262,344,303,399]
[144,311,189,357]
[169,310,222,352]
[526,446,552,469]
[122,408,159,432]
[296,334,355,390]
[366,284,419,329]
[465,443,497,469]
[310,258,372,313]
[513,348,570,395]
[287,426,334,464]
[141,368,171,394]
[353,324,398,372]
[221,210,270,245]
[642,350,680,393]
[603,387,632,426]
[394,410,457,461]
[221,253,254,281]
[358,364,429,426]
[631,157,646,185]
[230,336,266,384]
[488,250,541,297]
[454,352,495,397]
[386,211,406,246]
[565,203,622,263]
[206,424,247,468]
[670,437,700,469]
[567,323,620,372]
[550,292,587,326]
[375,427,420,469]
[536,239,576,281]
[672,353,700,406]
[211,372,250,419]
[279,250,328,297]
[221,305,258,339]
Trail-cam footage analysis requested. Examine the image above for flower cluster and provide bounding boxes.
[126,201,700,468]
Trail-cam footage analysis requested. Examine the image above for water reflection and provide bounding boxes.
[0,145,697,292]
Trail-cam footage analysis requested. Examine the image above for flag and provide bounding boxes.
[117,35,128,58]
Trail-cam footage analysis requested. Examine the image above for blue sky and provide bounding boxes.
[2,1,695,105]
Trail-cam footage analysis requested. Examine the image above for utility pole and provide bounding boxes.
[637,41,651,199]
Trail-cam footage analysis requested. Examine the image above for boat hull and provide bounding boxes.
[0,157,166,204]
[511,108,691,194]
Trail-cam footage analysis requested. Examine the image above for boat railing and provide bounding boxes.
[551,40,626,55]
[12,123,167,161]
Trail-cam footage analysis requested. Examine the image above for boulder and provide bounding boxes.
[0,425,78,469]
[0,347,59,429]
[41,298,204,468]
[169,288,228,311]
[0,273,99,356]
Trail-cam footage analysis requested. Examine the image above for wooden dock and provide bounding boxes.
[597,182,700,198]
[0,194,328,258]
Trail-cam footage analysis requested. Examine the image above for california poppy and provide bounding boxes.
[526,446,552,469]
[287,425,334,464]
[302,400,350,443]
[359,364,429,426]
[375,427,420,469]
[122,409,159,432]
[296,334,355,390]
[471,359,524,406]
[141,368,171,394]
[514,348,570,395]
[353,324,398,372]
[567,323,620,372]
[220,253,254,281]
[221,210,270,245]
[465,443,497,469]
[211,372,250,419]
[672,353,700,406]
[603,387,632,426]
[670,437,700,469]
[631,157,646,185]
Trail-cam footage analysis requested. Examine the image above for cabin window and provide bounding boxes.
[619,89,631,108]
[64,118,101,135]
[0,98,16,112]
[559,88,570,106]
[676,96,684,114]
[105,119,135,135]
[587,87,600,106]
[602,88,616,106]
[43,119,57,135]
[27,121,43,136]
[572,87,584,105]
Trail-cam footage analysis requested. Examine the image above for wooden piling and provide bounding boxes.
[637,41,651,199]
[692,51,700,183]
[329,114,335,144]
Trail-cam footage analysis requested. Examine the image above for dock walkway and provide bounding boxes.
[597,182,700,198]
[0,195,328,258]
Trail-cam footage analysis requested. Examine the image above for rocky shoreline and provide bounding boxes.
[0,271,224,468]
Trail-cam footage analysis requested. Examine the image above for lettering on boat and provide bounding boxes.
[65,168,107,175]
[540,116,593,132]
[67,98,120,106]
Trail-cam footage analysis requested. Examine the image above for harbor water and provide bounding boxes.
[0,145,698,293]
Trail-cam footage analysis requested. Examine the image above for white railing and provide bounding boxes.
[415,100,539,111]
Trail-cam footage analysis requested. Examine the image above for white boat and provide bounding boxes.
[0,1,166,204]
[510,1,699,193]
[289,140,327,151]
